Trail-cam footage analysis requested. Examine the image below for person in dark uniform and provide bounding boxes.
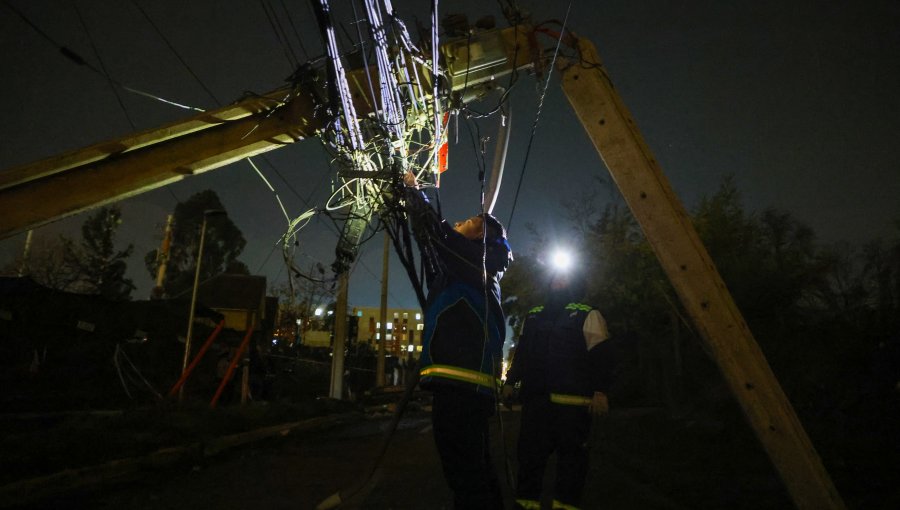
[503,258,615,510]
[404,171,512,510]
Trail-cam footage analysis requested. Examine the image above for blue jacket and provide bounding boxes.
[406,188,511,396]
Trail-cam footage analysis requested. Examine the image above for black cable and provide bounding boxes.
[70,0,136,130]
[129,0,221,106]
[463,16,520,119]
[259,0,299,69]
[2,0,58,48]
[261,155,312,208]
[463,114,488,183]
[277,0,310,60]
[506,2,572,233]
[255,240,280,274]
[4,0,204,113]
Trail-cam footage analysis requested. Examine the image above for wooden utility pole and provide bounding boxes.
[329,272,350,399]
[241,308,253,406]
[0,87,313,239]
[151,214,174,298]
[558,38,845,510]
[376,232,390,388]
[17,229,33,276]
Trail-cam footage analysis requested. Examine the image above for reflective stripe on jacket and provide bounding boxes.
[550,393,592,406]
[405,187,508,397]
[420,364,501,389]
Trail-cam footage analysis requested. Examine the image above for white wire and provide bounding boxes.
[247,157,292,224]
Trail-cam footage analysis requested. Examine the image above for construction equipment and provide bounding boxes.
[0,5,844,509]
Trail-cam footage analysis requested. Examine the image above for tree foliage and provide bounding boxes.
[8,207,136,299]
[5,236,78,291]
[501,176,900,413]
[145,190,248,297]
[61,206,135,300]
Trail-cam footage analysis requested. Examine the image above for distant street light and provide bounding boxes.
[179,209,226,402]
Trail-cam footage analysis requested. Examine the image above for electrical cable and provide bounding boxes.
[463,16,521,120]
[261,155,313,208]
[70,0,136,130]
[2,0,204,113]
[277,0,311,60]
[259,0,299,69]
[349,0,382,116]
[129,0,221,106]
[505,1,573,233]
[130,0,312,281]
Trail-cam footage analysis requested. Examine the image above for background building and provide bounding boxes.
[352,306,423,358]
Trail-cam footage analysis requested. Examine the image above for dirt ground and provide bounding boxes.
[6,405,811,510]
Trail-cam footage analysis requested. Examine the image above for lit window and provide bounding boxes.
[387,322,393,330]
[393,312,399,318]
[415,313,421,320]
[314,308,323,316]
[357,310,363,317]
[417,324,424,331]
[407,344,414,352]
[386,334,392,340]
[403,312,408,319]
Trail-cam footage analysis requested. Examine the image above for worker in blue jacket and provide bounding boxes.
[503,256,615,510]
[404,171,512,509]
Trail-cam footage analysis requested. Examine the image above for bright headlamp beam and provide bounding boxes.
[550,249,572,271]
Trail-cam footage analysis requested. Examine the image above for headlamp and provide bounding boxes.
[550,248,573,272]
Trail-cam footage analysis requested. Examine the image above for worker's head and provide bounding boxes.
[453,213,506,241]
[541,246,586,301]
[454,213,513,274]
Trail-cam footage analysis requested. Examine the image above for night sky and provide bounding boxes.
[1,0,898,310]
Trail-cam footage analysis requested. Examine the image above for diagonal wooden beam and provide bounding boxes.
[558,37,845,510]
[0,24,532,240]
[0,87,316,238]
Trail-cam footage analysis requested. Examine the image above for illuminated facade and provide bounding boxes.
[352,306,424,358]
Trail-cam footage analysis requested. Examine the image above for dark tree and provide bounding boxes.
[61,205,135,300]
[144,189,248,297]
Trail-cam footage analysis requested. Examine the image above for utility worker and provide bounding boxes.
[404,171,512,509]
[503,253,615,510]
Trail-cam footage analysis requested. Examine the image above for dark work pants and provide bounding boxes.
[432,386,504,510]
[516,396,591,507]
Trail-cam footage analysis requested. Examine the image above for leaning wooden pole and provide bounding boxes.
[558,38,845,510]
